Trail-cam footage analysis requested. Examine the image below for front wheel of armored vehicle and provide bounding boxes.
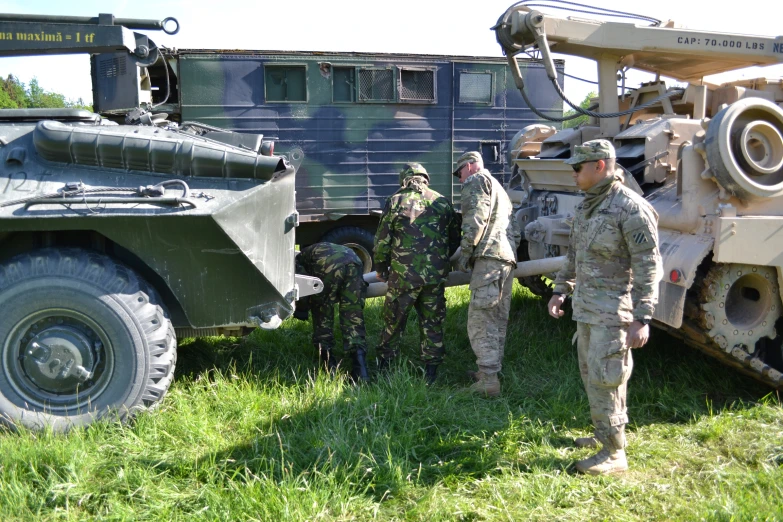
[0,249,177,432]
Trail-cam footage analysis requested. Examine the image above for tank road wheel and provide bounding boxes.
[0,249,176,432]
[699,263,782,355]
[320,226,376,274]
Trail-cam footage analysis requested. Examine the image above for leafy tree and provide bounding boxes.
[562,91,597,129]
[0,75,26,108]
[0,75,92,111]
[25,78,67,108]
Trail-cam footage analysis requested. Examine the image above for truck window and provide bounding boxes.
[333,67,356,102]
[459,71,493,105]
[265,65,307,102]
[399,68,436,103]
[358,68,395,102]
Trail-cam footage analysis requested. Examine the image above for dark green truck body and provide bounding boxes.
[145,50,564,265]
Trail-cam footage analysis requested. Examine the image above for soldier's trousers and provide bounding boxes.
[378,283,446,364]
[576,322,633,447]
[310,262,367,354]
[467,258,515,374]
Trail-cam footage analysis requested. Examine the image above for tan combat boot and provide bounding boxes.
[575,429,628,475]
[468,372,500,397]
[574,436,599,449]
[575,448,627,475]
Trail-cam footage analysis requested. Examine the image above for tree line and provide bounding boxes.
[0,74,91,111]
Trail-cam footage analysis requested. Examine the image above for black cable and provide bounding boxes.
[1,180,190,207]
[151,48,171,108]
[519,87,590,122]
[523,50,637,90]
[506,0,660,26]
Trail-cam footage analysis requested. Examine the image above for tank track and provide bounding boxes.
[655,319,783,388]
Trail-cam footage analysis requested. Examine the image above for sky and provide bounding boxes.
[0,0,781,105]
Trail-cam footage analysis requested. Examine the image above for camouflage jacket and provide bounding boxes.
[459,169,521,268]
[297,242,362,298]
[374,184,460,293]
[553,178,662,326]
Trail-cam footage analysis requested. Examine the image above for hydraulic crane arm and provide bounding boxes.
[0,13,178,62]
[495,6,783,81]
[0,13,180,114]
[494,5,783,136]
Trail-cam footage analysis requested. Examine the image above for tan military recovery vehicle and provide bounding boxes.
[493,2,783,387]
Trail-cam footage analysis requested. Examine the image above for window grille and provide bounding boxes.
[399,69,435,102]
[359,68,394,102]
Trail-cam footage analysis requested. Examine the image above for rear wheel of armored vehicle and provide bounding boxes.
[0,249,177,432]
[320,226,376,274]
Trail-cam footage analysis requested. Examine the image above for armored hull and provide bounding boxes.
[510,87,783,388]
[0,110,299,430]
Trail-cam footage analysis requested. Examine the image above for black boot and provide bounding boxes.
[378,356,395,375]
[350,348,370,383]
[424,364,438,386]
[318,345,336,374]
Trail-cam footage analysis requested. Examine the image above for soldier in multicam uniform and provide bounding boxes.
[374,163,460,384]
[548,139,662,475]
[454,151,521,397]
[295,242,369,382]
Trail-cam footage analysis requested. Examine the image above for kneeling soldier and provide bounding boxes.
[296,242,369,382]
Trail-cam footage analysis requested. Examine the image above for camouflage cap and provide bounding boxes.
[564,139,616,165]
[453,151,482,176]
[399,163,430,184]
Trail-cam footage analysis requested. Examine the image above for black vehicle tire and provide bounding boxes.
[0,248,176,432]
[320,226,376,274]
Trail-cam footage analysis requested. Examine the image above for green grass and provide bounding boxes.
[1,284,782,521]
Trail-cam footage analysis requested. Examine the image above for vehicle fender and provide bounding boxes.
[654,229,714,328]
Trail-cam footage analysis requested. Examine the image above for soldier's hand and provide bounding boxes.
[456,256,470,273]
[548,294,566,319]
[628,321,650,348]
[375,271,386,282]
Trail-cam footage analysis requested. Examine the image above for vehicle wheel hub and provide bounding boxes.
[21,321,97,394]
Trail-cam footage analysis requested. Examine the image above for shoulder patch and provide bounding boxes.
[632,230,649,245]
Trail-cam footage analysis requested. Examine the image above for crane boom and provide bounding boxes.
[495,7,783,81]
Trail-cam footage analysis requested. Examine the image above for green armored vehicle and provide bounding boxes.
[0,14,317,431]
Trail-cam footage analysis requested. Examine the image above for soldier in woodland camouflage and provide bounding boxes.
[295,242,369,382]
[374,163,460,384]
[454,151,521,397]
[548,139,662,475]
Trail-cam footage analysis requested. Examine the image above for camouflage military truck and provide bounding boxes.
[129,50,564,271]
[494,2,783,387]
[0,14,318,431]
